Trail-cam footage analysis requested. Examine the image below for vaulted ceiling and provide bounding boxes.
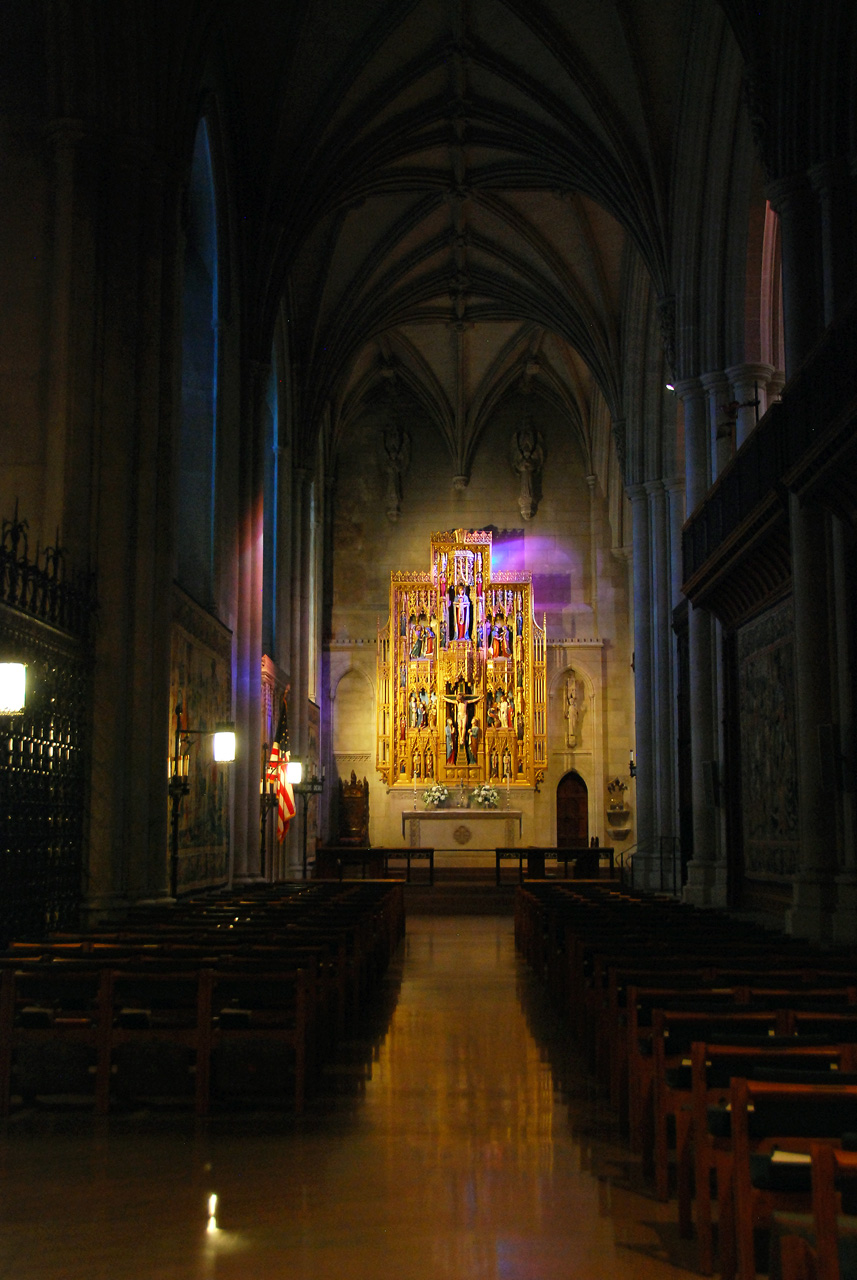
[217,0,730,485]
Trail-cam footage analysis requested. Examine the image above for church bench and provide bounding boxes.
[101,964,314,1115]
[104,967,213,1112]
[619,977,857,1121]
[624,989,798,1141]
[729,1078,857,1280]
[772,1145,857,1280]
[650,1021,857,1211]
[692,1048,857,1276]
[204,966,311,1114]
[627,1000,793,1160]
[0,965,112,1115]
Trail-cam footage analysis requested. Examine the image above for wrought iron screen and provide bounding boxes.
[1,508,95,942]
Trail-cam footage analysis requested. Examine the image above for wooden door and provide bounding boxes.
[556,772,588,847]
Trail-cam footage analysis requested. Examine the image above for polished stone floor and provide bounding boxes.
[0,917,699,1279]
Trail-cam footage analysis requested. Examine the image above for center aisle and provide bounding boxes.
[287,915,699,1279]
[0,915,701,1279]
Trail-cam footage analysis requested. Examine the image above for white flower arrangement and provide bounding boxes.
[423,782,449,808]
[471,783,499,808]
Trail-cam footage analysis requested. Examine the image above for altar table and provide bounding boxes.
[402,808,523,853]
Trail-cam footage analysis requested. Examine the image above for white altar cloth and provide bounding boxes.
[402,807,523,852]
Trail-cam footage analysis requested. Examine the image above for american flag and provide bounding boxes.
[266,691,296,841]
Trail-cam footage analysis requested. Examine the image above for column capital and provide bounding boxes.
[643,478,666,498]
[768,370,786,399]
[725,361,775,386]
[672,377,703,401]
[699,370,730,393]
[765,170,812,213]
[626,482,649,503]
[664,476,685,496]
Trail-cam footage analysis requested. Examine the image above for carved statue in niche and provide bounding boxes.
[383,423,410,522]
[510,423,545,521]
[566,676,579,746]
[452,583,472,639]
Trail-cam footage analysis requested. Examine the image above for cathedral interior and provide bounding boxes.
[1,2,857,1273]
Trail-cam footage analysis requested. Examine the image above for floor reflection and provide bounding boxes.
[0,917,700,1279]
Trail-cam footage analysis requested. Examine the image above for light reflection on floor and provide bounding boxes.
[0,918,699,1279]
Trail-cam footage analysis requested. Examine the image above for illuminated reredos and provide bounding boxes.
[376,529,546,788]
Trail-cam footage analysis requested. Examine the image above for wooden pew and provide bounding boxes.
[730,1078,857,1280]
[0,965,112,1114]
[689,1042,857,1274]
[769,1145,857,1280]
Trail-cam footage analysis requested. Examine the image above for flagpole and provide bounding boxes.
[260,741,277,879]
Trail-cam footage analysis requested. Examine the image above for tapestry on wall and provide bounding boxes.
[737,598,798,881]
[169,588,233,891]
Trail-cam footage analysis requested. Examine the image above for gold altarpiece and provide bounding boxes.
[376,530,546,789]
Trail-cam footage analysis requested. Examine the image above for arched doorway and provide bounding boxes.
[556,771,588,847]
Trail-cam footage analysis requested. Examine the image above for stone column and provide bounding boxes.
[767,173,823,374]
[768,171,838,938]
[809,160,855,327]
[286,466,313,874]
[646,479,676,857]
[665,478,686,609]
[43,118,86,543]
[700,371,731,480]
[586,473,600,636]
[725,363,775,449]
[676,379,724,906]
[628,484,656,889]
[231,360,267,885]
[82,139,182,914]
[831,516,857,942]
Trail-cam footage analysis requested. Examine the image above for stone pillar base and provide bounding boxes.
[682,858,728,908]
[628,849,684,895]
[81,893,132,927]
[786,875,834,943]
[832,875,857,946]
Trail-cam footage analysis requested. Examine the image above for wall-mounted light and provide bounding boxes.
[286,760,303,785]
[629,751,637,779]
[0,662,26,714]
[213,724,236,762]
[665,383,676,392]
